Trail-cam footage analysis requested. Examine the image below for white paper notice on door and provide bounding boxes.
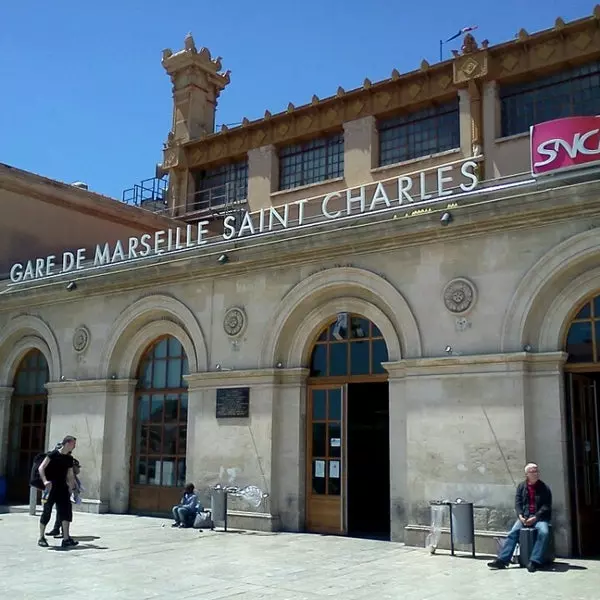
[329,460,340,479]
[330,438,341,447]
[315,460,325,478]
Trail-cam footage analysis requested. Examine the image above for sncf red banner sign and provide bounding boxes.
[530,116,600,176]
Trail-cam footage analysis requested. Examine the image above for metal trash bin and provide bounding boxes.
[448,499,475,557]
[211,486,228,531]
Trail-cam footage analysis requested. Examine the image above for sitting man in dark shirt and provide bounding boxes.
[488,463,552,572]
[38,435,79,548]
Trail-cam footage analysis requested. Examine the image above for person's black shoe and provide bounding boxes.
[46,528,61,537]
[527,561,538,573]
[487,559,507,569]
[61,537,79,548]
[38,537,49,547]
[171,522,180,527]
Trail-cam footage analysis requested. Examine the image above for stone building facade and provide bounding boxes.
[2,9,600,557]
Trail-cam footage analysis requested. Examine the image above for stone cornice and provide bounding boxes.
[184,368,309,390]
[45,379,137,395]
[384,351,569,378]
[184,9,600,169]
[2,176,600,310]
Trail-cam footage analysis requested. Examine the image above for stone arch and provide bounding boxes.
[501,229,600,352]
[260,267,421,368]
[99,294,208,379]
[0,315,61,385]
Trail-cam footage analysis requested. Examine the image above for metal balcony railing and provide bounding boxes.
[122,177,168,213]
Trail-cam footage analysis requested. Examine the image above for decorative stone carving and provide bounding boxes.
[442,278,477,315]
[223,307,247,338]
[73,326,91,353]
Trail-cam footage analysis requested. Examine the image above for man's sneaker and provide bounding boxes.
[46,528,61,537]
[61,537,79,548]
[38,537,49,547]
[487,559,508,569]
[171,522,180,527]
[527,561,539,573]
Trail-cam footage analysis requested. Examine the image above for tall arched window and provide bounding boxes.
[565,293,600,365]
[8,349,49,502]
[130,336,189,513]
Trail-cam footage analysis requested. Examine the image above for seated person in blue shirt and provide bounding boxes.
[171,483,201,528]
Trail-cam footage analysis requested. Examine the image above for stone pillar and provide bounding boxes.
[482,81,499,179]
[0,387,13,477]
[45,379,136,514]
[247,145,278,211]
[343,116,376,187]
[458,89,473,158]
[184,369,279,532]
[524,352,570,556]
[272,368,309,531]
[382,363,408,542]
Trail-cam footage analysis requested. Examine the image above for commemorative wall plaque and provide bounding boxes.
[216,387,250,419]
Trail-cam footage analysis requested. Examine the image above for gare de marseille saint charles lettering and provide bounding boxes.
[9,160,479,284]
[9,114,600,285]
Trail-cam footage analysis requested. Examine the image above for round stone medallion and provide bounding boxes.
[73,326,91,353]
[223,307,247,338]
[442,278,477,315]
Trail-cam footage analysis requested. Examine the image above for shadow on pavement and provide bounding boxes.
[48,543,109,551]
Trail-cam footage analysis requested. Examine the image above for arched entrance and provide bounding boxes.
[306,313,390,538]
[129,335,189,514]
[564,292,600,557]
[6,350,49,503]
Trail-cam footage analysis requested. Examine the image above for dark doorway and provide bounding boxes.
[566,372,600,558]
[347,382,390,539]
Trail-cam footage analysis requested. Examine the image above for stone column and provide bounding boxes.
[0,387,13,477]
[45,379,136,514]
[482,81,499,178]
[458,88,473,158]
[184,369,279,532]
[343,116,376,187]
[247,145,278,212]
[272,368,309,532]
[382,363,408,543]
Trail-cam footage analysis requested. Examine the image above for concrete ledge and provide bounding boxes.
[75,499,109,514]
[225,510,280,532]
[404,524,504,556]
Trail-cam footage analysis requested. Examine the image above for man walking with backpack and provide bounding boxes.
[36,435,79,548]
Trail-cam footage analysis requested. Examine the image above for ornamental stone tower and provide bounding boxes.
[160,33,230,214]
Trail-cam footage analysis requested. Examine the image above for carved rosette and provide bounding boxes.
[223,307,247,338]
[442,278,477,315]
[73,326,91,353]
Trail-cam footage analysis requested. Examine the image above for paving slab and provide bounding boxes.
[0,511,598,599]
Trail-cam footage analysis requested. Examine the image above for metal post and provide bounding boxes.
[28,487,37,516]
[447,503,455,556]
[439,40,443,62]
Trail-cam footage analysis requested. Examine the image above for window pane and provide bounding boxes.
[310,344,327,377]
[22,403,32,424]
[312,460,326,494]
[163,425,177,455]
[328,388,341,420]
[150,395,164,422]
[33,401,43,424]
[177,459,186,487]
[148,427,163,453]
[350,341,370,375]
[328,423,341,458]
[164,395,179,422]
[178,426,187,455]
[153,360,167,389]
[594,295,600,319]
[596,322,600,363]
[168,337,182,357]
[180,394,188,422]
[138,395,150,422]
[140,360,152,389]
[312,423,326,457]
[328,461,341,495]
[329,344,348,376]
[136,458,148,484]
[350,317,369,339]
[575,303,591,319]
[372,340,389,374]
[154,339,168,358]
[139,426,149,455]
[312,390,326,420]
[167,358,182,388]
[36,369,48,394]
[566,322,594,362]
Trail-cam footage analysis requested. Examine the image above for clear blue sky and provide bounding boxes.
[0,1,593,200]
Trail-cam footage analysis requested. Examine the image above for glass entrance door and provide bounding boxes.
[567,373,600,556]
[306,385,346,534]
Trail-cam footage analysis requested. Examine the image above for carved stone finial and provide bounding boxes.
[594,4,600,19]
[264,109,272,119]
[287,102,295,113]
[461,33,479,54]
[162,48,173,60]
[311,94,319,104]
[518,28,529,41]
[363,78,372,89]
[223,70,231,84]
[184,32,197,53]
[199,47,211,60]
[420,59,430,71]
[391,68,400,80]
[214,56,223,70]
[481,39,489,49]
[242,117,250,126]
[451,49,460,58]
[336,86,345,97]
[221,124,229,132]
[555,17,566,29]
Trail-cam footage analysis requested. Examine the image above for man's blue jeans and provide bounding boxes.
[499,519,550,564]
[172,506,195,526]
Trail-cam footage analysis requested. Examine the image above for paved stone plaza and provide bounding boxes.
[0,511,598,600]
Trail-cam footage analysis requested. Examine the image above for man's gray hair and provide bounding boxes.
[524,463,538,473]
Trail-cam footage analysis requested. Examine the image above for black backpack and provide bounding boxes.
[29,452,49,490]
